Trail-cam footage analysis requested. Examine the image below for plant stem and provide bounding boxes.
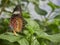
[47,11,53,19]
[0,0,9,15]
[29,34,32,45]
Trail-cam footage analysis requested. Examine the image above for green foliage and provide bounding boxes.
[49,33,60,42]
[18,38,29,45]
[0,0,60,45]
[28,0,39,5]
[54,15,60,19]
[48,1,60,12]
[35,5,47,15]
[22,12,30,18]
[0,33,21,42]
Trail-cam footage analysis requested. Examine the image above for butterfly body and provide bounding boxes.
[10,5,24,36]
[10,15,23,32]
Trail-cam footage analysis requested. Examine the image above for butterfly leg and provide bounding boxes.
[13,30,18,36]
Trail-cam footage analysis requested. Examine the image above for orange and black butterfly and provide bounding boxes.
[10,5,25,36]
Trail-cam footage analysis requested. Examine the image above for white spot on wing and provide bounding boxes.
[13,11,20,14]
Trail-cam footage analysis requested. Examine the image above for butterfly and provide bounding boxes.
[10,5,25,36]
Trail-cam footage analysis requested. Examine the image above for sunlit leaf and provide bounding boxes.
[18,38,29,45]
[36,31,60,43]
[0,32,22,42]
[36,31,50,39]
[31,39,40,45]
[22,12,30,18]
[25,19,40,34]
[53,19,60,26]
[49,33,60,42]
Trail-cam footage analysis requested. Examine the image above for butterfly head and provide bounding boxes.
[13,5,22,15]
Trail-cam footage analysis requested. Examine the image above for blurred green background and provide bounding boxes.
[0,0,60,45]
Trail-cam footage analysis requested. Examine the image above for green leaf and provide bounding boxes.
[31,39,40,45]
[0,40,14,45]
[9,0,18,5]
[18,38,29,45]
[48,1,60,12]
[0,32,22,42]
[49,33,60,42]
[53,19,60,26]
[47,24,59,34]
[22,12,30,18]
[4,18,10,24]
[37,38,49,45]
[36,31,60,43]
[21,0,29,3]
[28,0,39,5]
[25,19,40,34]
[0,0,8,6]
[36,31,50,39]
[54,15,60,19]
[35,6,47,15]
[0,0,15,7]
